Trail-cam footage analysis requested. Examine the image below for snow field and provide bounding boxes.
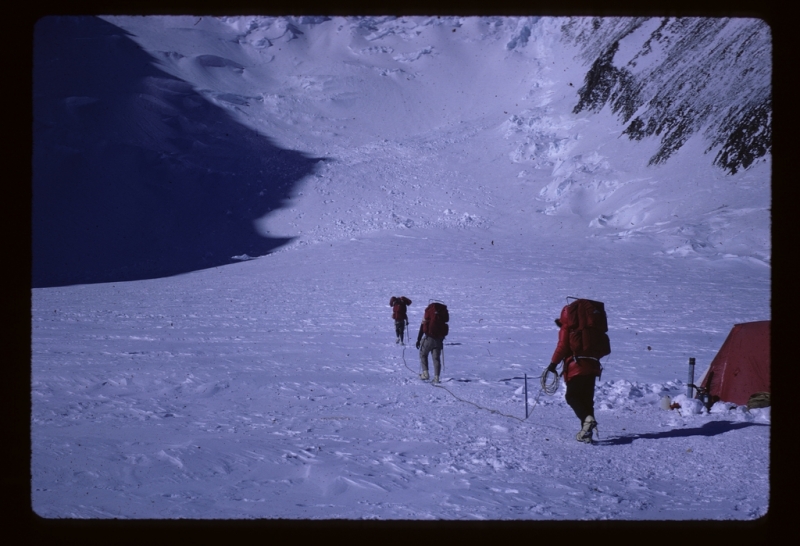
[32,228,769,519]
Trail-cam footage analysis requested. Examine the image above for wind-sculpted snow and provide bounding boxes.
[567,17,771,174]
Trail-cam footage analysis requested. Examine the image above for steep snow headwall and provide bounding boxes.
[565,17,771,174]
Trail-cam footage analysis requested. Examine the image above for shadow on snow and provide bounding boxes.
[33,16,324,288]
[597,420,769,446]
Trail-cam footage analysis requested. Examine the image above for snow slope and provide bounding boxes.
[31,15,771,521]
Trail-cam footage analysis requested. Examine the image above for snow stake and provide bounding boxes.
[524,373,529,418]
[687,357,695,398]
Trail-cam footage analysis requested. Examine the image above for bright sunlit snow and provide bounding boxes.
[32,15,770,520]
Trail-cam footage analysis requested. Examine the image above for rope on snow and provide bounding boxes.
[432,381,529,422]
[398,343,564,426]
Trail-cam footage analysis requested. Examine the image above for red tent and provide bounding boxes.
[697,321,770,406]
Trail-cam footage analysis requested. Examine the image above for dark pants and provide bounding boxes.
[564,374,596,423]
[395,320,406,341]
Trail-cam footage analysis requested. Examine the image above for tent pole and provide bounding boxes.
[687,357,695,398]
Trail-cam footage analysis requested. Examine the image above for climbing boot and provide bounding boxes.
[576,415,597,443]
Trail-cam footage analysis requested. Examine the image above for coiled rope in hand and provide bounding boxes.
[540,368,560,395]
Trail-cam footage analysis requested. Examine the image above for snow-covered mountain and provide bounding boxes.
[30,16,771,521]
[33,15,770,287]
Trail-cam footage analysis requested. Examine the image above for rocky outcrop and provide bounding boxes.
[567,17,771,174]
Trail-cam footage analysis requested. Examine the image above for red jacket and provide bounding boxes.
[551,318,601,383]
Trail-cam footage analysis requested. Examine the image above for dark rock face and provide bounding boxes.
[566,17,771,174]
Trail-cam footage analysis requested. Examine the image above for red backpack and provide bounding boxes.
[423,302,449,339]
[561,298,610,359]
[390,296,411,321]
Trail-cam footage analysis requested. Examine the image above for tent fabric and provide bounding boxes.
[698,321,770,406]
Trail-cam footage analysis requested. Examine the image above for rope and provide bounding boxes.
[400,340,524,419]
[432,382,529,422]
[397,349,578,435]
[401,342,417,375]
[540,368,560,395]
[399,339,574,425]
[525,371,552,414]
